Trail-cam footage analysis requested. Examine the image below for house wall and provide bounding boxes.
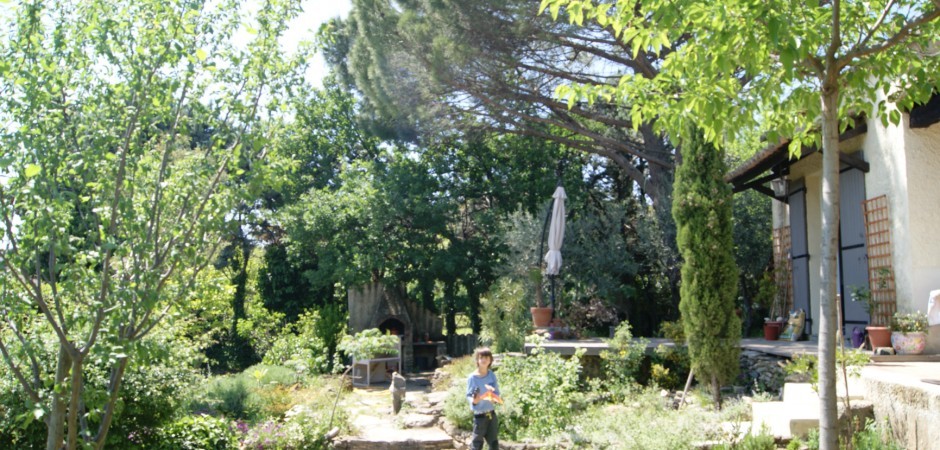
[903,119,940,353]
[862,114,940,353]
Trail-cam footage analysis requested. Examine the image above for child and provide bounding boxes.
[466,347,501,450]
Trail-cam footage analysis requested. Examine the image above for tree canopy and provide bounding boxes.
[0,0,305,447]
[320,0,679,208]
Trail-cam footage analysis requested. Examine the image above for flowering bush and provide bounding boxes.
[156,414,235,450]
[891,311,928,334]
[236,403,345,450]
[600,322,648,387]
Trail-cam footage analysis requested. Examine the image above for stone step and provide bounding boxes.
[753,381,869,439]
[335,426,456,450]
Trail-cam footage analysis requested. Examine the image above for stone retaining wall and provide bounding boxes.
[737,350,788,394]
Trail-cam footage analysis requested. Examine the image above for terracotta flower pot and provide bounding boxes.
[530,307,553,327]
[891,331,927,355]
[763,321,783,341]
[866,326,892,349]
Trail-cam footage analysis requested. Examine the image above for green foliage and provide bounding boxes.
[0,322,201,449]
[479,279,531,352]
[200,365,301,422]
[569,389,755,449]
[337,328,400,362]
[849,419,903,450]
[784,349,870,391]
[672,129,741,398]
[495,349,586,440]
[238,397,348,450]
[787,419,902,450]
[156,415,235,450]
[263,306,346,375]
[650,344,692,390]
[442,383,474,432]
[0,0,307,445]
[600,323,648,390]
[659,320,686,342]
[711,433,776,450]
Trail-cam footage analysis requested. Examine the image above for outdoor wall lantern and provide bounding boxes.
[771,176,789,198]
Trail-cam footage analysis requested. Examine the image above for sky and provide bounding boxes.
[0,0,353,86]
[286,0,353,86]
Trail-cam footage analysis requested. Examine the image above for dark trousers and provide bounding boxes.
[471,411,499,450]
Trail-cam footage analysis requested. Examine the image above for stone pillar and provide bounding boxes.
[390,371,406,414]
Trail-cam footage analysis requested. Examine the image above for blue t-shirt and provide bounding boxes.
[466,370,500,414]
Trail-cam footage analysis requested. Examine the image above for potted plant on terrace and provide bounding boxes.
[850,285,892,349]
[890,311,928,355]
[529,266,553,327]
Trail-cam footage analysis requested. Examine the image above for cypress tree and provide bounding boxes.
[672,127,741,408]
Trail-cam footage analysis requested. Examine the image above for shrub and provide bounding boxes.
[0,323,201,449]
[711,433,776,449]
[237,396,349,450]
[599,322,648,391]
[201,364,301,421]
[564,297,619,337]
[495,348,585,440]
[479,279,531,352]
[571,388,753,449]
[262,306,346,375]
[156,414,235,450]
[442,382,474,431]
[649,343,691,390]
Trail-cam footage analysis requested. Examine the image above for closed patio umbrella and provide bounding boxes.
[543,186,566,312]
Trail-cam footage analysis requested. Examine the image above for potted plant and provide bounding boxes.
[850,285,892,349]
[890,311,928,355]
[528,267,553,327]
[761,268,786,340]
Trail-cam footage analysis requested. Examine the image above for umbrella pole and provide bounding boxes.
[550,275,556,321]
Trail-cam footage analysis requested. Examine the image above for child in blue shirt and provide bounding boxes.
[466,347,500,450]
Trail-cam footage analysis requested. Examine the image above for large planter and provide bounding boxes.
[763,321,783,341]
[891,331,927,355]
[530,307,554,327]
[866,326,892,349]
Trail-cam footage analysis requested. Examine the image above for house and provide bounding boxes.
[727,94,940,353]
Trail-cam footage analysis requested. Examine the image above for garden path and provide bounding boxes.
[332,372,459,450]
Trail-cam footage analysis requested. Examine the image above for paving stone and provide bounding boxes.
[402,413,438,428]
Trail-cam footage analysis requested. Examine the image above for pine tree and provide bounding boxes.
[672,128,741,408]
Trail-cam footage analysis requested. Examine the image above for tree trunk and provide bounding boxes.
[444,282,457,336]
[92,357,129,449]
[468,286,481,335]
[818,82,841,450]
[46,344,70,450]
[711,375,722,410]
[66,355,84,450]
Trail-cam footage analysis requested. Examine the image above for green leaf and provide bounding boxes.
[24,164,40,178]
[195,48,208,61]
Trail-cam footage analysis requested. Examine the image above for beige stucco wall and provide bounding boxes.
[860,113,940,353]
[902,120,940,353]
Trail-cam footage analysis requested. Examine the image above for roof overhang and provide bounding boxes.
[725,121,869,202]
[726,92,939,201]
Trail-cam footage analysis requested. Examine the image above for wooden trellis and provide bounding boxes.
[862,195,896,326]
[772,226,793,316]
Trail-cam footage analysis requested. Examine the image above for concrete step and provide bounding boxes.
[753,381,868,439]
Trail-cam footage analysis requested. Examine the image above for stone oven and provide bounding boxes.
[348,282,444,373]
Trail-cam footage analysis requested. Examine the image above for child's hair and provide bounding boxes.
[473,347,493,368]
